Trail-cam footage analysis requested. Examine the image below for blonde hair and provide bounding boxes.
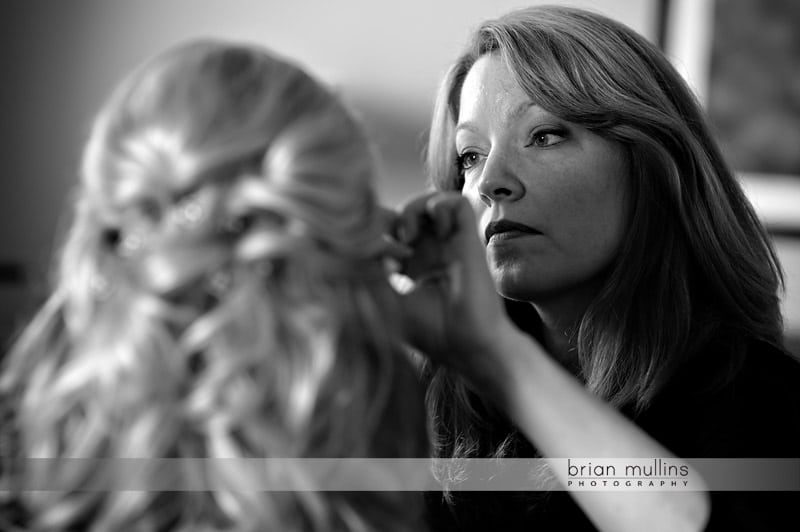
[1,40,427,531]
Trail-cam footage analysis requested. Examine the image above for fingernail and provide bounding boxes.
[382,235,413,258]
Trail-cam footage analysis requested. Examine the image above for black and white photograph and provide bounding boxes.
[1,1,799,530]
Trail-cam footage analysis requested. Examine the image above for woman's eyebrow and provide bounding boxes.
[512,100,539,119]
[455,101,541,136]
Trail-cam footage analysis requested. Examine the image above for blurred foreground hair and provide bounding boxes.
[1,40,427,531]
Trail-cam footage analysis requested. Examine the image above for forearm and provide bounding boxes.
[491,323,710,532]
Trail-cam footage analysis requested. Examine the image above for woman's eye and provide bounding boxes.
[456,151,483,173]
[529,129,567,147]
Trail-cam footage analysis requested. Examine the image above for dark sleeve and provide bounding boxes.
[634,342,800,532]
[704,492,797,532]
[423,491,460,532]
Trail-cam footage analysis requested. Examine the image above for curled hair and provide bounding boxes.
[1,40,427,531]
[425,6,784,465]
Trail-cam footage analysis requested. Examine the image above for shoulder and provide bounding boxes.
[723,340,800,417]
[634,339,800,457]
[665,337,800,407]
[738,340,800,389]
[729,341,800,453]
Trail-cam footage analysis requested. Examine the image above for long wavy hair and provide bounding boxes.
[425,6,784,463]
[0,40,427,531]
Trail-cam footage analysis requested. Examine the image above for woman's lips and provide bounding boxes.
[484,220,541,244]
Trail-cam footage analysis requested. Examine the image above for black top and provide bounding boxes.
[424,338,800,531]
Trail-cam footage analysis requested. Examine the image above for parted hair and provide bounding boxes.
[0,40,427,531]
[425,5,784,466]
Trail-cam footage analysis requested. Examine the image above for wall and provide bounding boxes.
[0,0,658,343]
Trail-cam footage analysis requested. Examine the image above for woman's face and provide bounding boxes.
[456,54,629,303]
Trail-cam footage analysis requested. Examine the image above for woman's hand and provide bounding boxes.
[388,195,711,532]
[390,191,519,381]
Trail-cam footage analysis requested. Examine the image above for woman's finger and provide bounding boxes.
[424,192,463,239]
[395,191,441,244]
[376,206,413,259]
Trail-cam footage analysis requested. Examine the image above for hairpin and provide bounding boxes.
[171,191,207,229]
[90,272,113,300]
[118,232,144,256]
[207,269,232,297]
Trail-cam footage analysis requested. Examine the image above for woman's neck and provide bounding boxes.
[533,302,581,373]
[529,281,602,375]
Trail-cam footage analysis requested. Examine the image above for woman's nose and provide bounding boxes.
[476,155,524,206]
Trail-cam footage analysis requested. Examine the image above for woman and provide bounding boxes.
[395,5,800,531]
[0,40,428,531]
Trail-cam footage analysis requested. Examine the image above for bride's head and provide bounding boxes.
[2,40,426,531]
